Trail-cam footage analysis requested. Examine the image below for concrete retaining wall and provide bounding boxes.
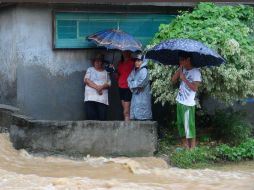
[0,104,158,156]
[9,118,157,157]
[0,104,20,132]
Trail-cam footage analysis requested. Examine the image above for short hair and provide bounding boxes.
[178,51,192,61]
[93,53,104,62]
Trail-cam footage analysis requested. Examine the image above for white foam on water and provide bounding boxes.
[0,134,253,190]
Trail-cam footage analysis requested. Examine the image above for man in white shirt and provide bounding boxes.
[172,51,202,149]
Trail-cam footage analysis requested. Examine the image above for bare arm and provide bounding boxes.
[84,77,99,90]
[84,78,105,95]
[101,82,111,90]
[171,67,181,83]
[84,75,111,92]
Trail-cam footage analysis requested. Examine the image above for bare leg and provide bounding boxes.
[181,138,189,149]
[190,138,196,149]
[121,100,131,121]
[121,100,125,120]
[186,139,191,149]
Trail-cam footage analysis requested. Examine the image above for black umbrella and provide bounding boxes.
[146,38,225,67]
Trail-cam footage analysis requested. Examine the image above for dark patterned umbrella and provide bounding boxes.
[146,38,225,67]
[87,29,142,52]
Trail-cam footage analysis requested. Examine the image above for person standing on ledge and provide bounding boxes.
[116,51,135,121]
[171,51,202,149]
[128,54,152,121]
[84,54,111,121]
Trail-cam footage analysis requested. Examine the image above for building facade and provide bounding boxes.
[0,1,253,121]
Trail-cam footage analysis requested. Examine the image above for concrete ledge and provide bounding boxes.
[0,104,158,157]
[0,104,20,133]
[0,104,20,113]
[9,118,158,157]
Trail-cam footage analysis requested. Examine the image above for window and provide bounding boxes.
[53,12,175,49]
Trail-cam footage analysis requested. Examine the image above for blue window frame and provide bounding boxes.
[54,12,175,49]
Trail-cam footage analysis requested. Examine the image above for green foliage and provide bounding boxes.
[170,146,217,168]
[169,138,254,168]
[148,3,254,105]
[157,137,176,155]
[199,134,212,143]
[215,139,254,161]
[157,120,179,154]
[212,109,252,145]
[195,108,214,128]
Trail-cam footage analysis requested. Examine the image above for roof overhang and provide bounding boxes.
[0,0,254,5]
[0,0,253,10]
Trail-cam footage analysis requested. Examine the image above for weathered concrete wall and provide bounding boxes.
[13,5,122,120]
[3,5,253,122]
[9,116,158,157]
[0,6,17,105]
[0,104,157,156]
[17,64,87,120]
[0,104,20,132]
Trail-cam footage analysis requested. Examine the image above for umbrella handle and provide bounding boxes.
[112,51,115,64]
[108,51,116,73]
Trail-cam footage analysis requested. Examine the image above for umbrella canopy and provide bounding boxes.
[145,38,225,67]
[87,29,142,52]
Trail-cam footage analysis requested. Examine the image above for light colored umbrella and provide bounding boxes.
[87,29,142,52]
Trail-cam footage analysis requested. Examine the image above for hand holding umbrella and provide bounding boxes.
[146,38,226,149]
[179,66,186,81]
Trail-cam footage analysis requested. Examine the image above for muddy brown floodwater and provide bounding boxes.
[0,133,253,190]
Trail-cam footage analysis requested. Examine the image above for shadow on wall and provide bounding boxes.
[17,64,86,120]
[16,63,124,121]
[0,74,17,106]
[108,73,123,120]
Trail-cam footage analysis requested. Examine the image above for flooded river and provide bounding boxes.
[0,133,253,190]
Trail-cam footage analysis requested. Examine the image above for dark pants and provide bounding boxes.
[119,88,132,102]
[85,101,108,121]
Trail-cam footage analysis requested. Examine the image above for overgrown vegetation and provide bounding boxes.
[148,3,254,106]
[212,109,252,145]
[169,138,254,168]
[149,2,254,169]
[157,109,254,168]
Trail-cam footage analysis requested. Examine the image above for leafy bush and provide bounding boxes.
[215,138,254,161]
[168,138,254,168]
[199,134,212,143]
[148,3,254,106]
[212,109,252,145]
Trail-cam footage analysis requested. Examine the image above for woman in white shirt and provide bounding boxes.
[84,54,111,120]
